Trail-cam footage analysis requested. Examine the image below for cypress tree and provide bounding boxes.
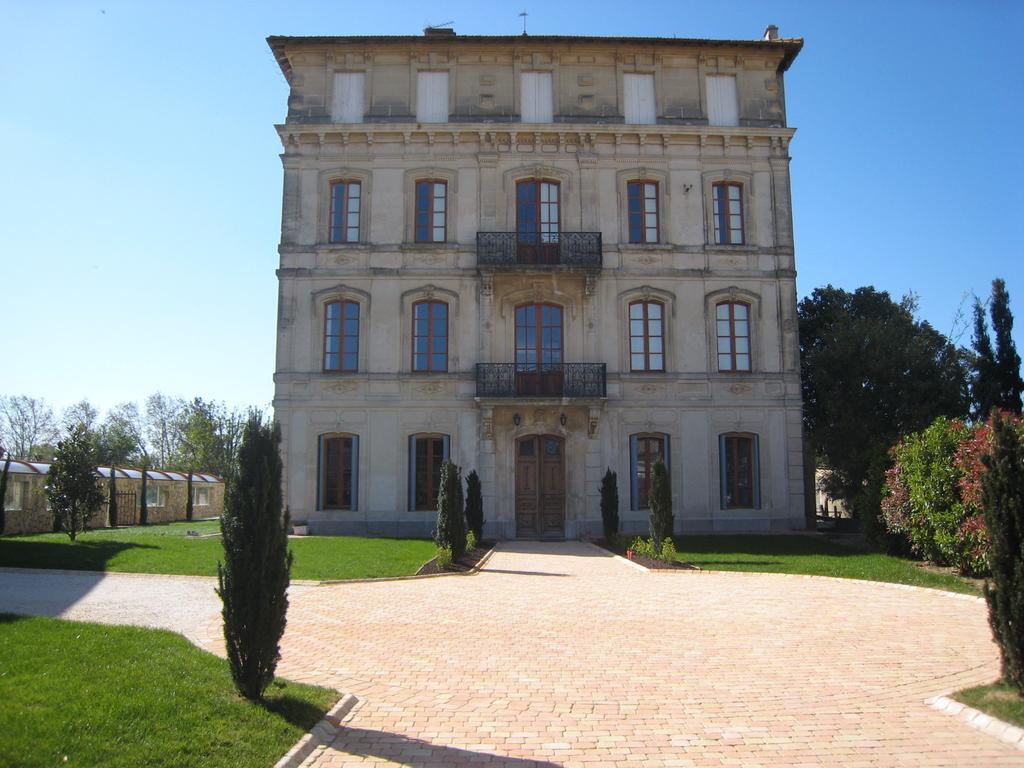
[139,458,149,526]
[185,471,194,522]
[978,417,1019,696]
[971,300,999,419]
[216,413,292,701]
[465,469,484,541]
[108,466,118,528]
[981,412,1024,694]
[991,279,1023,415]
[648,459,673,555]
[0,452,10,535]
[599,468,619,540]
[435,460,466,559]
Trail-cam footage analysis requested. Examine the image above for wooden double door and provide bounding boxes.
[515,434,566,539]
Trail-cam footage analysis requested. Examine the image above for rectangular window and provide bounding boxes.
[192,486,210,507]
[3,479,25,511]
[416,71,449,123]
[329,181,360,243]
[320,435,358,510]
[707,74,739,127]
[720,434,760,509]
[324,300,359,372]
[623,73,656,124]
[630,434,668,510]
[627,181,659,243]
[716,302,751,372]
[145,483,167,507]
[414,180,447,243]
[412,301,448,372]
[629,301,664,372]
[520,72,554,123]
[409,434,450,511]
[331,72,365,123]
[712,182,744,245]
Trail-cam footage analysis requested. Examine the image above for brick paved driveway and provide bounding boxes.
[197,541,1020,767]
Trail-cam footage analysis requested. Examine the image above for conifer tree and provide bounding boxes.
[648,459,673,554]
[108,466,118,528]
[992,279,1023,414]
[435,460,466,559]
[465,469,484,541]
[971,301,1000,419]
[185,471,194,522]
[0,450,10,535]
[981,412,1024,694]
[216,413,292,701]
[600,468,619,540]
[46,425,104,541]
[139,457,149,526]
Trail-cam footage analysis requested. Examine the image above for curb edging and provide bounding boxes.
[926,695,1024,751]
[274,693,359,768]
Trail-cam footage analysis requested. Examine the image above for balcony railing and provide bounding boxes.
[476,363,607,398]
[476,232,602,268]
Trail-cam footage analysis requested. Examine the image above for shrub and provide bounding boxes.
[465,469,484,541]
[435,546,453,571]
[648,459,673,555]
[599,468,619,540]
[630,536,654,559]
[216,414,292,701]
[435,461,466,560]
[981,412,1024,694]
[466,530,477,553]
[659,537,677,564]
[46,426,104,541]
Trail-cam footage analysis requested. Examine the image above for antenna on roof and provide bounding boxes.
[519,10,528,35]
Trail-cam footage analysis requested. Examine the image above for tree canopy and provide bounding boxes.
[799,285,969,504]
[971,278,1023,418]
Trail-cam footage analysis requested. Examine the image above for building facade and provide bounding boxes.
[268,27,806,538]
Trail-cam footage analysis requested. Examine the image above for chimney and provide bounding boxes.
[424,26,456,38]
[763,25,780,41]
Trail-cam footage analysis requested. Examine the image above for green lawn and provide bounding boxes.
[0,521,436,581]
[956,682,1024,728]
[673,535,980,595]
[0,614,336,768]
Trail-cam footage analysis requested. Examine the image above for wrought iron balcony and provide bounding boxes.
[476,232,602,268]
[476,363,607,398]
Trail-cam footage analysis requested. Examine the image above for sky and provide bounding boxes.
[2,0,1021,417]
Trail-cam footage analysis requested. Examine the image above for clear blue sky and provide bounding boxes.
[2,0,1021,415]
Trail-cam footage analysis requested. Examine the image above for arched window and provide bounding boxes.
[329,180,361,243]
[409,434,450,511]
[716,301,751,372]
[628,300,665,372]
[412,301,448,372]
[629,433,669,510]
[720,433,760,509]
[324,300,359,372]
[319,434,358,510]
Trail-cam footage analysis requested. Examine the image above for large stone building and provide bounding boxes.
[268,26,805,538]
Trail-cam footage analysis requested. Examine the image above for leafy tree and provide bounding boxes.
[216,413,292,701]
[972,279,1023,418]
[799,285,969,515]
[434,460,466,560]
[599,468,619,540]
[981,412,1024,694]
[465,469,484,541]
[648,459,673,554]
[46,426,104,541]
[174,398,246,484]
[0,395,58,459]
[145,393,184,467]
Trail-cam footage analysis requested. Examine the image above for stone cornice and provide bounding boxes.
[274,122,795,155]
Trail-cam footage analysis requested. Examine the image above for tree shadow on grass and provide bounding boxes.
[329,726,561,767]
[261,689,330,731]
[0,539,157,573]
